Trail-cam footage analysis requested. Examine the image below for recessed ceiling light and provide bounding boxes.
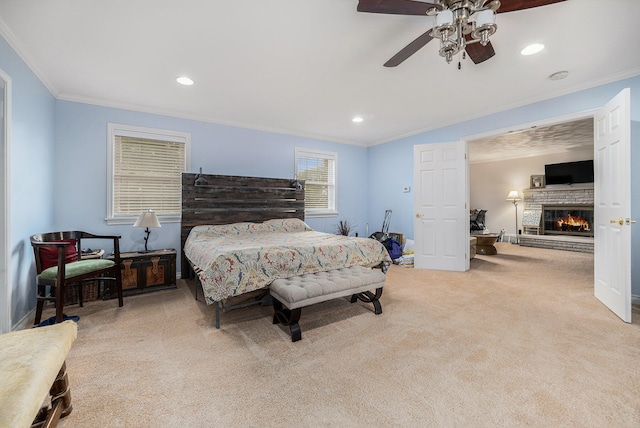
[520,43,545,56]
[176,76,194,86]
[548,70,569,81]
[352,116,364,123]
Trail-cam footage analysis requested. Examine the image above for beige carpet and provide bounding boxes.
[46,243,640,427]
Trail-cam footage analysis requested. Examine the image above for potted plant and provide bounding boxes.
[336,219,355,236]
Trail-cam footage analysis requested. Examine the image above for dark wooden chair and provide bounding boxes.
[30,231,123,325]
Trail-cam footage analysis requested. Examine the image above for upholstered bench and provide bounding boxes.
[0,320,77,428]
[270,265,386,342]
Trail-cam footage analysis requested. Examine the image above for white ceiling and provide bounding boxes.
[468,117,593,163]
[0,0,639,152]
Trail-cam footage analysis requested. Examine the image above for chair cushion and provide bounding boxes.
[39,239,79,270]
[39,259,115,280]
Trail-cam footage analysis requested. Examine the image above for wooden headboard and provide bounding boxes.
[181,173,305,277]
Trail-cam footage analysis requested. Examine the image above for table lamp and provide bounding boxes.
[133,209,161,252]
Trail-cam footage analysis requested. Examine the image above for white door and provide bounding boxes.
[413,142,469,271]
[594,88,632,322]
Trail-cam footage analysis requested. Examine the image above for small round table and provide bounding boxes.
[472,234,500,255]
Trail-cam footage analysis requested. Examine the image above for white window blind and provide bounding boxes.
[114,136,185,214]
[295,148,337,216]
[107,124,190,224]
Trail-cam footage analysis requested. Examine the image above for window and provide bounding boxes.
[107,123,190,224]
[295,148,337,217]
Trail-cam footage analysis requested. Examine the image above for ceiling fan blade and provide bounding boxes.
[496,0,567,14]
[384,30,434,67]
[357,0,441,15]
[465,39,496,64]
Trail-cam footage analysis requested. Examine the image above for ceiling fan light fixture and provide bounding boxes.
[472,9,497,46]
[435,9,453,25]
[433,9,455,39]
[520,43,545,56]
[440,43,460,64]
[431,4,498,64]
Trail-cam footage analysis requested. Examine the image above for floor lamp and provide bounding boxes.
[506,191,521,244]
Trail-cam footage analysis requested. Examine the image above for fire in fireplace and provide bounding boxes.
[542,205,594,237]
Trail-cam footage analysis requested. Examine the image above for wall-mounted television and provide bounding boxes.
[544,160,594,185]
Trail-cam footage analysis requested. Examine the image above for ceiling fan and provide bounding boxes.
[357,0,567,66]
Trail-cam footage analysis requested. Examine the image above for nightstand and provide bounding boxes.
[106,248,177,297]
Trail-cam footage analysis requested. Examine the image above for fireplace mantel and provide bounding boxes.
[523,186,594,211]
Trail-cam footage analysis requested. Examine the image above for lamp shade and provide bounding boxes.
[436,9,454,26]
[475,9,495,27]
[133,209,161,228]
[506,191,521,202]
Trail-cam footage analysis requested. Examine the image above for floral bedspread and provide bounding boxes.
[184,218,391,304]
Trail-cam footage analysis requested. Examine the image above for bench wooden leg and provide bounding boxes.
[350,287,383,315]
[215,303,221,329]
[31,361,72,428]
[272,298,302,342]
[51,362,73,419]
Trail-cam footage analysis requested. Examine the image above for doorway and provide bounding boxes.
[464,93,632,322]
[466,113,595,245]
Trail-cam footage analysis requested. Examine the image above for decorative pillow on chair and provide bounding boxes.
[39,239,78,270]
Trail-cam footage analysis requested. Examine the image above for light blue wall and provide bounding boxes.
[54,101,370,273]
[0,35,56,325]
[368,75,640,295]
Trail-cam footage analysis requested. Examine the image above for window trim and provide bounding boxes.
[106,123,191,225]
[295,147,338,218]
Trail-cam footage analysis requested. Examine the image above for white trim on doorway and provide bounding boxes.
[0,68,11,333]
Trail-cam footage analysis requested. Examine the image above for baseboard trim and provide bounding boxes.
[632,295,640,306]
[12,307,35,331]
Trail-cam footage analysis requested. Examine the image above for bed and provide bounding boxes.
[184,218,390,304]
[181,173,391,325]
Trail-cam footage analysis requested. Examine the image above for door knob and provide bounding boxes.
[415,213,424,218]
[627,218,637,225]
[610,218,624,225]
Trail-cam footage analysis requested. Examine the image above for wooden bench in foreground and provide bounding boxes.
[0,320,77,428]
[270,265,386,342]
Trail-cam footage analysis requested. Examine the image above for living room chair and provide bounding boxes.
[30,231,123,325]
[470,209,487,232]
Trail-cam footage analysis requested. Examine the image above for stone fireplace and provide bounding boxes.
[520,186,594,253]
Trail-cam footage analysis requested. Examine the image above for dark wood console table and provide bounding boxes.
[107,249,177,297]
